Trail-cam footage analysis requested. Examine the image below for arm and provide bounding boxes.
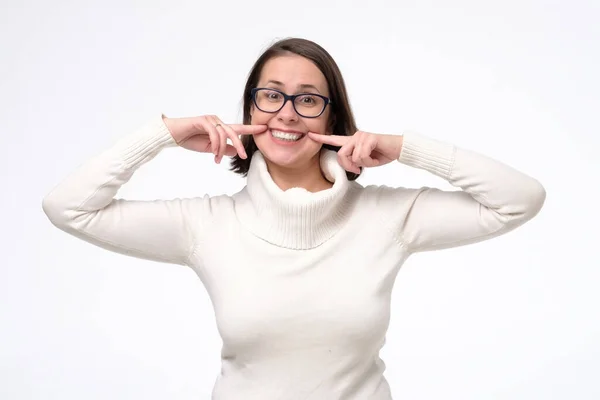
[42,115,207,266]
[386,132,546,253]
[308,129,545,253]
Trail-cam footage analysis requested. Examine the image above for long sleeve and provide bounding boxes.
[379,132,546,253]
[42,115,207,266]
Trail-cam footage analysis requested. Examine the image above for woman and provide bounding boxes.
[42,38,546,399]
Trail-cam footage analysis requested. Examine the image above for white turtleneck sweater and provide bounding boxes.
[42,115,546,399]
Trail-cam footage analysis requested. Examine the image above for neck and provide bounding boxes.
[265,153,333,193]
[234,149,355,249]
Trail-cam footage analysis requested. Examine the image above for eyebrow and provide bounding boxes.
[265,80,322,94]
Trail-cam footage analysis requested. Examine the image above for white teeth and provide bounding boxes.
[271,130,303,141]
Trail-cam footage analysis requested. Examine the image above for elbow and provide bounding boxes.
[490,179,546,232]
[525,179,546,218]
[514,178,546,222]
[42,192,70,229]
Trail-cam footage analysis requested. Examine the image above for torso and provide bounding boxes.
[186,190,409,399]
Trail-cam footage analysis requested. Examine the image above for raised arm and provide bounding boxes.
[387,132,545,252]
[308,130,546,253]
[42,114,267,265]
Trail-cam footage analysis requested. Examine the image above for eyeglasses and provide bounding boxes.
[250,88,331,118]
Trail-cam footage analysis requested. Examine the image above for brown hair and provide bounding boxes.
[230,37,361,181]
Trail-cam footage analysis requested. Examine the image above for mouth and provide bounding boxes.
[269,129,306,143]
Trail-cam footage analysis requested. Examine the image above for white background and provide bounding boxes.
[2,0,599,399]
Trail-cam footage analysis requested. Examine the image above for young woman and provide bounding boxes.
[42,38,546,399]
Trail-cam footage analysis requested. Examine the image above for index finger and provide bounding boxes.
[307,132,351,146]
[221,124,248,159]
[229,124,268,135]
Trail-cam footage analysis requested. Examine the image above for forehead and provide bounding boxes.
[258,54,328,94]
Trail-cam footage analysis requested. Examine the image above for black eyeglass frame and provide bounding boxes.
[250,87,332,118]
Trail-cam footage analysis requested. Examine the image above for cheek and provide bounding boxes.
[307,117,330,134]
[250,109,272,126]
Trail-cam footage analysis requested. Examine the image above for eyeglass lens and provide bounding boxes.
[254,89,325,117]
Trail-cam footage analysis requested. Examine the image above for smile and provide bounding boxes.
[270,130,305,142]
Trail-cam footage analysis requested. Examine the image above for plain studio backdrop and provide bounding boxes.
[1,0,599,399]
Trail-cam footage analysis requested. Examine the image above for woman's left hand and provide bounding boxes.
[308,131,404,174]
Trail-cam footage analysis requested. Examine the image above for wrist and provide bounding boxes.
[161,116,187,144]
[394,135,404,160]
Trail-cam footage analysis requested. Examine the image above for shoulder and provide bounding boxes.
[351,182,429,208]
[203,192,236,210]
[177,193,236,222]
[348,183,443,241]
[350,182,447,227]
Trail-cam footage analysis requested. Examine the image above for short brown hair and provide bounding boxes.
[230,37,360,181]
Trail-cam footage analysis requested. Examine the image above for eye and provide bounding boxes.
[265,90,282,100]
[296,94,319,106]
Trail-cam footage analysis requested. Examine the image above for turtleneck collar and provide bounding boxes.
[233,150,357,250]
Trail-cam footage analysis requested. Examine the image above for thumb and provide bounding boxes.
[181,136,239,157]
[179,135,211,153]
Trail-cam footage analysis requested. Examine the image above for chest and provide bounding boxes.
[195,224,407,357]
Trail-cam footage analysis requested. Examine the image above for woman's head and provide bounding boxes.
[230,38,360,180]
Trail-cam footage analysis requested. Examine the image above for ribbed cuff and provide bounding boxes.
[398,132,456,179]
[114,115,178,169]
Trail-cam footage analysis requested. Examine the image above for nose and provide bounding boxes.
[276,99,299,123]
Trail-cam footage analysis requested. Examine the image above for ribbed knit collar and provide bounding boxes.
[234,150,355,250]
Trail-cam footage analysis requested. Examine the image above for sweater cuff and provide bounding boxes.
[113,114,178,169]
[397,132,456,180]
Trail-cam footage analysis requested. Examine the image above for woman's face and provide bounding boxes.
[250,54,331,170]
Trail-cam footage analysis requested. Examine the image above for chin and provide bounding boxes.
[254,134,321,169]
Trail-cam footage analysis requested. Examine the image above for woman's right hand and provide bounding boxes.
[162,115,268,163]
